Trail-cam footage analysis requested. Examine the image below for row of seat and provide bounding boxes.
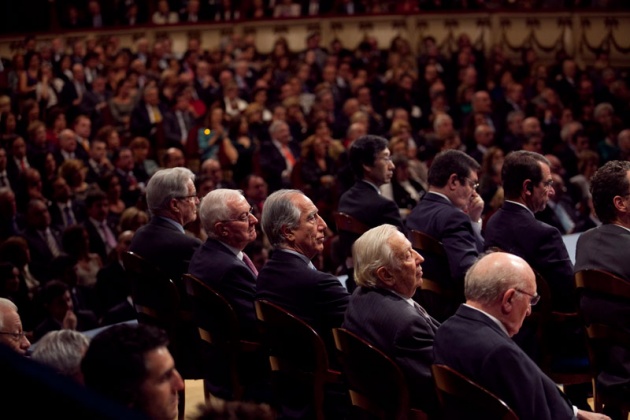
[121,244,630,418]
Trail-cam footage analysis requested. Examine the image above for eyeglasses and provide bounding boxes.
[514,288,541,306]
[465,177,479,190]
[0,331,28,342]
[542,179,554,189]
[221,206,255,223]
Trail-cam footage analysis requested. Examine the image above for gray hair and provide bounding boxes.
[32,330,90,378]
[560,121,583,143]
[145,167,195,216]
[433,113,453,133]
[352,224,400,288]
[464,252,530,305]
[261,189,302,248]
[268,120,287,138]
[594,102,614,119]
[0,298,17,330]
[199,189,245,238]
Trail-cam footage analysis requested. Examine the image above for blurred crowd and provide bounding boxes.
[0,18,629,341]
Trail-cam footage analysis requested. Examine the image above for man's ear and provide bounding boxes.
[447,173,459,190]
[168,198,179,213]
[376,266,395,287]
[613,195,628,213]
[501,289,516,313]
[280,224,293,242]
[523,180,533,195]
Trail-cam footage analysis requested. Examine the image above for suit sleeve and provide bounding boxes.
[314,274,350,328]
[380,198,406,232]
[393,315,436,398]
[533,226,575,312]
[480,345,573,420]
[441,212,481,284]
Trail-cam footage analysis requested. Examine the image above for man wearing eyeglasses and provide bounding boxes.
[434,252,608,420]
[0,298,30,356]
[405,149,484,321]
[485,150,575,313]
[187,189,268,401]
[129,167,201,282]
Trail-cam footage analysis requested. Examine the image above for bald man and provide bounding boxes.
[434,252,607,420]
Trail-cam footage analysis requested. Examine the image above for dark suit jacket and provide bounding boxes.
[129,102,168,141]
[485,201,575,312]
[256,249,349,351]
[574,224,630,393]
[129,216,201,282]
[342,287,439,413]
[95,260,131,315]
[338,180,404,261]
[406,192,483,287]
[188,238,258,340]
[48,200,86,232]
[188,238,268,400]
[434,305,575,420]
[163,109,195,150]
[21,227,62,282]
[257,141,299,193]
[84,219,117,263]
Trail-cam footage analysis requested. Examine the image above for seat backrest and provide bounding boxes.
[333,211,369,236]
[431,364,518,420]
[182,274,240,349]
[333,328,411,420]
[122,251,180,332]
[255,299,339,420]
[575,269,630,385]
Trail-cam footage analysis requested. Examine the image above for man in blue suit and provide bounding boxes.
[405,149,483,320]
[434,252,604,420]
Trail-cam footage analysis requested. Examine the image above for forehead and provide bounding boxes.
[293,193,316,214]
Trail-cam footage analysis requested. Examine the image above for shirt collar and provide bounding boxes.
[156,216,185,234]
[505,200,534,217]
[463,303,509,336]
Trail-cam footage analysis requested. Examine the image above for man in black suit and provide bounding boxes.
[574,160,630,416]
[434,252,602,420]
[84,189,117,263]
[96,230,135,320]
[21,198,62,283]
[343,224,439,415]
[405,149,483,321]
[53,129,89,167]
[188,188,267,400]
[256,189,349,344]
[129,167,201,282]
[484,151,575,312]
[338,135,404,288]
[48,176,85,232]
[258,121,300,193]
[129,85,167,147]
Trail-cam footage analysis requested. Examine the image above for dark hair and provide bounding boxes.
[428,149,480,188]
[590,160,630,224]
[84,188,107,209]
[501,151,549,199]
[349,135,389,178]
[81,324,169,407]
[38,280,69,306]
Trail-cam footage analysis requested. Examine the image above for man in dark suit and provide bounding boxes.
[258,121,300,193]
[129,167,201,282]
[48,176,85,232]
[256,189,349,345]
[433,252,601,420]
[84,189,117,263]
[188,188,266,400]
[343,224,439,415]
[405,149,483,321]
[129,85,167,147]
[484,151,575,312]
[575,160,630,416]
[162,93,195,151]
[21,198,62,283]
[256,189,350,417]
[338,135,404,289]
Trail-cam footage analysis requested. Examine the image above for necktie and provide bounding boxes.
[63,205,75,227]
[414,301,432,323]
[44,229,60,257]
[242,253,258,276]
[19,159,26,172]
[0,173,7,187]
[100,222,117,251]
[282,145,295,168]
[152,106,162,123]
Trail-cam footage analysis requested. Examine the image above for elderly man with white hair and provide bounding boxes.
[342,224,439,415]
[0,298,30,356]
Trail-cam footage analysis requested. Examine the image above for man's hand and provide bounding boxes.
[62,309,78,330]
[577,409,610,420]
[467,194,484,223]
